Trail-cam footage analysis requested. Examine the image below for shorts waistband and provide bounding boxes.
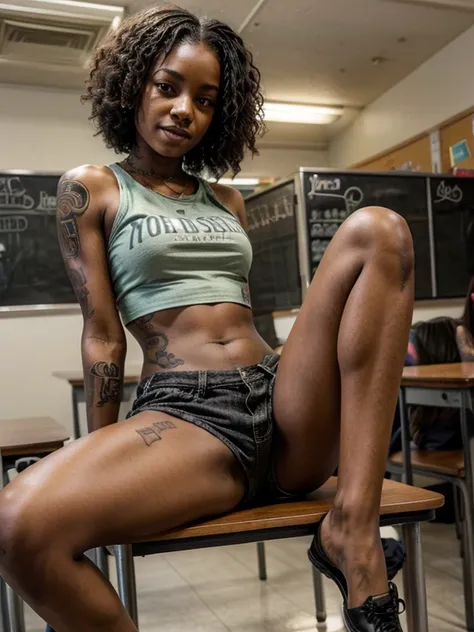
[140,353,279,391]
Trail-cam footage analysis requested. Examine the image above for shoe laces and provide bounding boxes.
[362,583,406,632]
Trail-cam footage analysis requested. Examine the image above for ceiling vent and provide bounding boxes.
[0,0,124,71]
[385,0,474,11]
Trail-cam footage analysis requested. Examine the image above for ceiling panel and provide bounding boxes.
[128,0,259,31]
[244,0,474,106]
[2,0,474,145]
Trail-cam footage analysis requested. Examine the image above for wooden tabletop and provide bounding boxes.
[144,477,444,543]
[402,363,474,389]
[0,417,69,456]
[53,368,141,388]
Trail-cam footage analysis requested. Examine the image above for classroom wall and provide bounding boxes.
[0,83,328,177]
[329,23,474,168]
[0,82,328,434]
[356,134,432,173]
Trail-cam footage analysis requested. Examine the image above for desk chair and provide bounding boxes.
[388,449,474,630]
[106,477,442,632]
[0,417,69,632]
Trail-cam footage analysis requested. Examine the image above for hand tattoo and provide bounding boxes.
[69,267,94,319]
[146,334,184,368]
[57,179,90,258]
[136,420,177,446]
[90,361,121,407]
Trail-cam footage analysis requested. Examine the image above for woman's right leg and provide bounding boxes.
[0,411,245,632]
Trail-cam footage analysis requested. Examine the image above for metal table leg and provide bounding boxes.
[0,452,25,632]
[71,388,81,440]
[115,545,138,628]
[4,587,24,632]
[459,480,474,630]
[402,522,428,632]
[399,389,413,486]
[256,542,267,581]
[85,547,109,581]
[312,568,326,623]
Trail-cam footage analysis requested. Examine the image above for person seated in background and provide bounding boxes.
[456,276,474,361]
[407,317,463,451]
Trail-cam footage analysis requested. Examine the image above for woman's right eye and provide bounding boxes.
[156,83,174,95]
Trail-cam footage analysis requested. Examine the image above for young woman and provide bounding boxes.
[456,276,474,361]
[0,7,414,631]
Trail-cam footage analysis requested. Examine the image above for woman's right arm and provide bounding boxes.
[56,166,126,433]
[456,324,474,362]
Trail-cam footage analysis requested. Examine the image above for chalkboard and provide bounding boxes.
[303,171,433,300]
[0,173,75,308]
[430,176,474,298]
[246,180,301,314]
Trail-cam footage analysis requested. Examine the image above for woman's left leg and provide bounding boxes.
[271,206,414,609]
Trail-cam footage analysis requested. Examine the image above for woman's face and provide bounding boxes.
[136,41,221,159]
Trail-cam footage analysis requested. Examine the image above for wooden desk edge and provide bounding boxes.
[401,377,474,389]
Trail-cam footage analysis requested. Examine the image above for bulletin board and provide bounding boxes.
[355,135,432,173]
[440,110,474,172]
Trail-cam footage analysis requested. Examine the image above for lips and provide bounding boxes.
[159,126,191,142]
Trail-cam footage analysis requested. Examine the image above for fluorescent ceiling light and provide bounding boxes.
[386,0,474,10]
[208,178,260,186]
[263,102,343,125]
[27,0,123,11]
[0,0,124,21]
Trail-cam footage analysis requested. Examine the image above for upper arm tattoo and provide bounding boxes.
[57,179,90,258]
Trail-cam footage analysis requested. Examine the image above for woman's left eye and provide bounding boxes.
[197,97,214,107]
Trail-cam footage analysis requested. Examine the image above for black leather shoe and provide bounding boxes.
[308,518,406,604]
[308,518,348,601]
[344,583,405,631]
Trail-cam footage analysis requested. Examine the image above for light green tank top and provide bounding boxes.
[107,164,253,325]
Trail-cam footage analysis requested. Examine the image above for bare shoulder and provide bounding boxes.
[58,164,118,215]
[209,182,247,228]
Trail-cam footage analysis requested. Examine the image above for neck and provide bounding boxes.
[128,146,184,180]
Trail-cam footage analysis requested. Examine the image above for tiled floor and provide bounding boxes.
[24,522,466,631]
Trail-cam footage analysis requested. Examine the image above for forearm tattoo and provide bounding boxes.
[69,267,94,319]
[146,334,184,368]
[89,361,121,407]
[136,420,177,446]
[57,179,90,258]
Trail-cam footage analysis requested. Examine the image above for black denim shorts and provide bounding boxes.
[127,353,295,505]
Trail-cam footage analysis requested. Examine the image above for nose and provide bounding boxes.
[170,95,193,125]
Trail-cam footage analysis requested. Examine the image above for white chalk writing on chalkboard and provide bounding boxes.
[247,193,293,232]
[308,175,342,196]
[0,177,57,212]
[308,184,364,214]
[434,180,463,204]
[0,177,35,210]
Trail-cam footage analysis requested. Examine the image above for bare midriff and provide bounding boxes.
[127,302,273,379]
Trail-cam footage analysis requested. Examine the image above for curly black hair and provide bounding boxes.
[82,5,265,178]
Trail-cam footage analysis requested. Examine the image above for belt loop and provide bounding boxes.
[197,370,207,398]
[258,354,279,377]
[142,374,155,395]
